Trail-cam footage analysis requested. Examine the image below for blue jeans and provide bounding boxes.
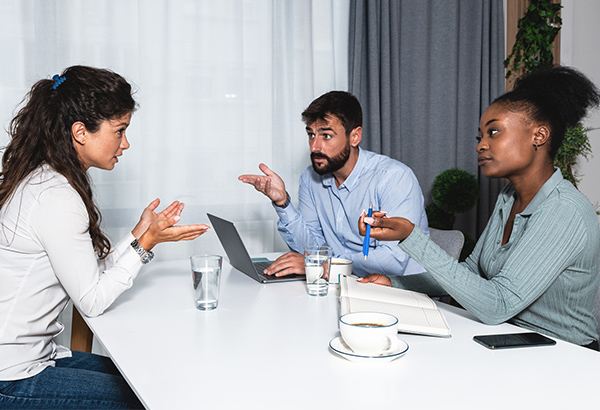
[0,351,144,409]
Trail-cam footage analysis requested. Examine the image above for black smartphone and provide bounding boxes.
[473,332,556,350]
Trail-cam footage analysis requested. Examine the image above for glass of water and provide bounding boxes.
[190,255,223,310]
[304,246,333,296]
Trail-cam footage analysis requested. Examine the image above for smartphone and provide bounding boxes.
[473,332,556,350]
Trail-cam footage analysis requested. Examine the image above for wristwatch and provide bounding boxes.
[273,191,291,208]
[130,239,154,264]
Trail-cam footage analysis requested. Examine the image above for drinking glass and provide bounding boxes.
[304,246,333,296]
[190,255,222,310]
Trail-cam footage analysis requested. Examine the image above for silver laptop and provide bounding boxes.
[207,213,304,283]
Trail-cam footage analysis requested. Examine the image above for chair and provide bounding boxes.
[428,228,465,305]
[428,227,465,260]
[71,307,93,352]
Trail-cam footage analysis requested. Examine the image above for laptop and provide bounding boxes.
[207,213,304,283]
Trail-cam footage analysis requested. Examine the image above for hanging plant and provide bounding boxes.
[504,0,562,80]
[504,0,593,189]
[554,125,595,187]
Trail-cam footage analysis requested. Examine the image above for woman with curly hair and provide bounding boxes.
[359,66,600,350]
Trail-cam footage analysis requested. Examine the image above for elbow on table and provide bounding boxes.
[75,302,107,319]
[465,293,519,326]
[466,303,515,325]
[478,316,508,326]
[475,310,515,326]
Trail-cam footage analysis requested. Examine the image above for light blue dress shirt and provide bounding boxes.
[396,169,600,345]
[274,148,429,277]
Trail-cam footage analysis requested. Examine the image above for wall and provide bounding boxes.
[561,0,600,220]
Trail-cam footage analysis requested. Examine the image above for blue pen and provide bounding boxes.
[363,202,373,260]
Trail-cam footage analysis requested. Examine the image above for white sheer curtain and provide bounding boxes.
[0,0,349,261]
[0,0,348,352]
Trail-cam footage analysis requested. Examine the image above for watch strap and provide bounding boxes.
[130,239,154,264]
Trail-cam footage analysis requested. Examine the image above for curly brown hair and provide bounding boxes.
[0,65,137,258]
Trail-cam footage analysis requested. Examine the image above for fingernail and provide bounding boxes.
[364,217,374,224]
[173,215,180,222]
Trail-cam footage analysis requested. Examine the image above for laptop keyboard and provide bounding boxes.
[253,261,272,273]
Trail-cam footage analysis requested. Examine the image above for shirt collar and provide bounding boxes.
[500,168,563,215]
[520,168,563,216]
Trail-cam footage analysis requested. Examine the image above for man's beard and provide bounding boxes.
[310,143,351,175]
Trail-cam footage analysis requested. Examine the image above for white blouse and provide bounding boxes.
[0,164,143,380]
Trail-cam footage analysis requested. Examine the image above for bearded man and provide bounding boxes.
[239,91,429,278]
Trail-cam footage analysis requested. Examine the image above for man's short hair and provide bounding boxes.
[301,91,362,136]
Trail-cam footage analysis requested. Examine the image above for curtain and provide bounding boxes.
[348,0,505,238]
[0,0,349,261]
[0,0,348,352]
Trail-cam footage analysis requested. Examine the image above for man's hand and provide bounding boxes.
[358,273,392,287]
[238,163,288,205]
[263,251,306,277]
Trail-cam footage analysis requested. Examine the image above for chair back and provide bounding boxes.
[428,227,465,260]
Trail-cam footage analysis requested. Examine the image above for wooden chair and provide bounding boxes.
[70,307,93,352]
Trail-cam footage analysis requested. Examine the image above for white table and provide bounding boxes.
[85,257,600,409]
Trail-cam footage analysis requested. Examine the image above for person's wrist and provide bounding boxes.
[131,224,145,239]
[131,238,154,264]
[137,233,156,252]
[273,191,290,208]
[399,220,415,242]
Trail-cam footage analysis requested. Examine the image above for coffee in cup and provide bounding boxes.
[339,312,399,356]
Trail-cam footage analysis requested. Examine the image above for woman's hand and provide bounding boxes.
[358,211,415,242]
[132,199,184,239]
[132,200,209,251]
[358,274,392,287]
[137,213,210,251]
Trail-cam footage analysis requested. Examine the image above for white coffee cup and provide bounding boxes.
[329,258,353,284]
[339,312,399,356]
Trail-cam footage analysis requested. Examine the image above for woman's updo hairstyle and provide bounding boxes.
[493,65,600,159]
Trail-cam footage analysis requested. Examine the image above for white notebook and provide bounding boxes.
[339,275,451,338]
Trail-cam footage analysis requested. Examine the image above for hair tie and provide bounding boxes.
[52,74,66,90]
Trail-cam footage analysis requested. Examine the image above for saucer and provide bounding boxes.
[329,336,409,363]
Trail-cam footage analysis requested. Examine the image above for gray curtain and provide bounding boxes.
[348,0,505,239]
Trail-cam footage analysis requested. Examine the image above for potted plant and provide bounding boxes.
[426,168,479,261]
